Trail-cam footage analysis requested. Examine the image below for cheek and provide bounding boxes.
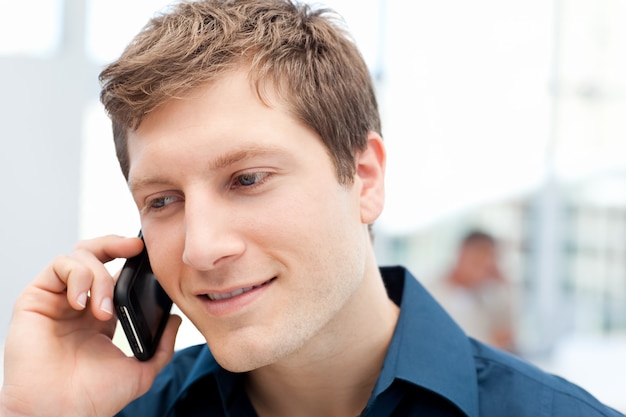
[143,230,185,295]
[266,187,362,267]
[245,191,321,238]
[151,261,181,301]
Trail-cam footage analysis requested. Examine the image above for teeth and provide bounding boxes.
[205,278,275,301]
[207,285,255,301]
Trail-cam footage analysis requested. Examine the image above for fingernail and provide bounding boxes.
[77,292,87,309]
[100,297,114,315]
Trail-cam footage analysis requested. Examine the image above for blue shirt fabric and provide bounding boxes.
[117,266,624,417]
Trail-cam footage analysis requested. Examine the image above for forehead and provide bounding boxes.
[137,69,288,131]
[125,69,329,182]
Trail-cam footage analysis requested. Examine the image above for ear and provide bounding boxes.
[355,132,386,225]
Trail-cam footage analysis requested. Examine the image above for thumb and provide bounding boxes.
[154,314,183,366]
[137,314,183,392]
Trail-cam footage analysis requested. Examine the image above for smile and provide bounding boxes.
[205,277,275,301]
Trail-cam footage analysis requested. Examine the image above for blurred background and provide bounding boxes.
[1,0,625,410]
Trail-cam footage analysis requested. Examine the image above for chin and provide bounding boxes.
[212,349,274,373]
[209,333,302,373]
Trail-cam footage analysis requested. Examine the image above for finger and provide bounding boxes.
[32,235,142,295]
[136,315,182,394]
[33,236,144,319]
[70,248,118,321]
[74,235,144,265]
[47,255,96,311]
[72,235,143,320]
[152,314,182,366]
[15,257,102,325]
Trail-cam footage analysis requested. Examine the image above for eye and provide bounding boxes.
[144,195,182,212]
[231,172,271,189]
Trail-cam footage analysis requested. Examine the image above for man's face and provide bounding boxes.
[126,70,378,371]
[458,242,500,285]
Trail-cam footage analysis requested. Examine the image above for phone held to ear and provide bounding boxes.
[113,233,173,361]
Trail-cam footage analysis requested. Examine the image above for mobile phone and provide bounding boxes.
[114,235,172,361]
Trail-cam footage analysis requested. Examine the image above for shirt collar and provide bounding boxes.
[176,345,240,411]
[174,266,479,417]
[376,266,479,417]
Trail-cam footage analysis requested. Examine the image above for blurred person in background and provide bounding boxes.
[429,230,516,352]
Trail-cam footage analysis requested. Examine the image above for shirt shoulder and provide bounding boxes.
[116,344,221,417]
[470,340,624,417]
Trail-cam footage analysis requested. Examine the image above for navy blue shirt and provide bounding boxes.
[117,266,624,416]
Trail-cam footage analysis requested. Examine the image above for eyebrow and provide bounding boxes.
[208,146,280,170]
[128,145,287,193]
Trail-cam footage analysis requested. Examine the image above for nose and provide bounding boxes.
[182,194,245,271]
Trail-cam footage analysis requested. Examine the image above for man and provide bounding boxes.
[0,1,623,416]
[429,230,515,351]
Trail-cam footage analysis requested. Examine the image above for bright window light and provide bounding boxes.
[0,0,62,57]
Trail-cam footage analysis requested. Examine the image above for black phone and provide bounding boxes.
[113,234,172,361]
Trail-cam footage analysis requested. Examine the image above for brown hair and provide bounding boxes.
[99,0,381,184]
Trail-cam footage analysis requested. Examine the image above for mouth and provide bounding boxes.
[204,277,276,301]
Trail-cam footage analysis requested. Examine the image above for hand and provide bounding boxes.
[0,235,181,417]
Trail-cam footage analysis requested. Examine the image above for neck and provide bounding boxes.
[245,261,399,417]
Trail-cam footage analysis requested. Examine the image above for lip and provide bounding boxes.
[196,277,276,316]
